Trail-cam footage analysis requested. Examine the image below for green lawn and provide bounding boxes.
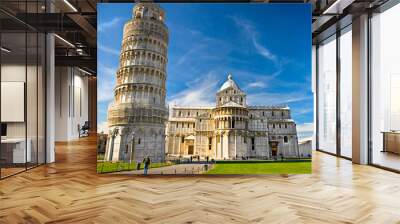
[206,161,311,174]
[97,154,105,161]
[97,161,174,173]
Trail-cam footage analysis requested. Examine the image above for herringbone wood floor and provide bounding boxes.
[1,136,400,224]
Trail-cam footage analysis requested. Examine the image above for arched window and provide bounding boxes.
[284,136,288,143]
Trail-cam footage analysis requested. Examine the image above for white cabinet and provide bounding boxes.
[1,138,32,163]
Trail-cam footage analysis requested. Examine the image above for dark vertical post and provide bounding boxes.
[25,0,28,170]
[36,0,39,167]
[315,44,319,151]
[367,11,373,164]
[336,28,341,157]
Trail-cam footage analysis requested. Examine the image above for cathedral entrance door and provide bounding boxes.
[188,145,194,155]
[269,141,279,157]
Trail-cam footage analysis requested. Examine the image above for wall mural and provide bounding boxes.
[97,3,312,175]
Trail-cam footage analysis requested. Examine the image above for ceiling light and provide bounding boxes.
[78,67,92,76]
[1,47,11,53]
[322,0,355,15]
[54,34,75,48]
[63,0,78,12]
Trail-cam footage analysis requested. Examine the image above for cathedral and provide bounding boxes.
[166,74,300,160]
[104,3,300,162]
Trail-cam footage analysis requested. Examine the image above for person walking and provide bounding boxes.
[143,156,151,175]
[136,159,141,170]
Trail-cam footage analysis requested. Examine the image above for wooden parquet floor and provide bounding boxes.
[1,136,400,224]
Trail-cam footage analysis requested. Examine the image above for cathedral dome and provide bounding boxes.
[219,74,240,91]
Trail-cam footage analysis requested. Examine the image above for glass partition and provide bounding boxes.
[0,1,46,179]
[371,3,400,171]
[1,31,28,177]
[27,31,38,169]
[38,32,46,165]
[339,26,352,158]
[317,35,337,154]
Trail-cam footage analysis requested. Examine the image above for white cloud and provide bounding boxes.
[297,122,314,140]
[247,81,266,88]
[297,122,314,133]
[252,37,278,63]
[247,92,312,106]
[97,121,109,133]
[175,44,205,66]
[98,44,120,56]
[168,71,219,106]
[231,16,279,64]
[293,107,313,116]
[170,28,232,71]
[97,64,116,102]
[98,17,121,32]
[231,69,282,91]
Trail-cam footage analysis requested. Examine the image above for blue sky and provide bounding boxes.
[97,3,313,138]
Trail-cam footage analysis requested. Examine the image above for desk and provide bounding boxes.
[1,138,31,163]
[382,131,400,154]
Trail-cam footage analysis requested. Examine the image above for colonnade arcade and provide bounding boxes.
[121,36,167,55]
[108,106,167,126]
[123,20,168,45]
[120,50,167,70]
[213,107,248,130]
[113,83,166,105]
[116,67,166,88]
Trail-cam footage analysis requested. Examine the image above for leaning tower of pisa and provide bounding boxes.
[105,3,168,162]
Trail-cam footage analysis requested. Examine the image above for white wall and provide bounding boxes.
[54,67,89,141]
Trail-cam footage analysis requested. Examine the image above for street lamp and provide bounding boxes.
[129,132,135,164]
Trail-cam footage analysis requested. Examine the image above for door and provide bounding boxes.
[188,145,194,155]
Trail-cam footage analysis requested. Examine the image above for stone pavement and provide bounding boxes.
[119,163,214,175]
